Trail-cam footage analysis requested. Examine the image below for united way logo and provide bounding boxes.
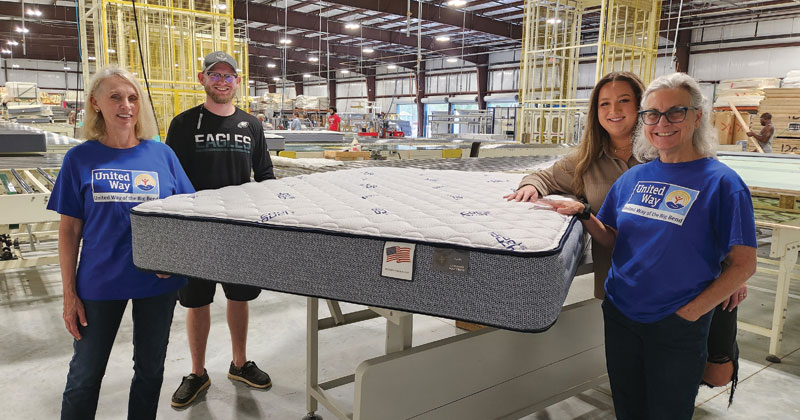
[665,190,692,209]
[622,181,699,226]
[92,169,160,202]
[134,174,156,192]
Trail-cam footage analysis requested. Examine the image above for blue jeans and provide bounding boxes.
[602,299,713,420]
[61,290,177,420]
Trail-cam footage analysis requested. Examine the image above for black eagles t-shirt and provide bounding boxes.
[166,105,274,191]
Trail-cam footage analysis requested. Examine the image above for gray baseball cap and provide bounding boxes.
[203,51,238,73]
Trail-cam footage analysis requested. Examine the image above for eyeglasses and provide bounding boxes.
[205,72,237,84]
[639,106,698,125]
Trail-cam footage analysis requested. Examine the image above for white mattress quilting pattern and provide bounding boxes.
[132,167,576,255]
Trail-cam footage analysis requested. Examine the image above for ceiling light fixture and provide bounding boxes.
[273,77,280,81]
[279,38,291,44]
[446,0,466,7]
[303,73,311,78]
[64,66,71,70]
[130,39,137,43]
[16,27,29,34]
[249,80,255,84]
[546,18,562,24]
[0,49,11,54]
[309,56,319,62]
[362,48,374,53]
[26,9,42,17]
[216,4,227,10]
[12,64,19,68]
[446,57,458,63]
[108,48,116,53]
[345,23,360,29]
[435,36,450,42]
[88,56,96,61]
[267,63,276,68]
[341,69,350,74]
[7,40,18,46]
[387,65,397,69]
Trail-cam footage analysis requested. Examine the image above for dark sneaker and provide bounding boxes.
[228,361,272,389]
[171,370,210,408]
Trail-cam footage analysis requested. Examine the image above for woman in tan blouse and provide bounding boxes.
[505,71,745,397]
[505,71,643,299]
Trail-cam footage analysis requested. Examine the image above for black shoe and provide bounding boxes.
[171,370,210,408]
[228,361,272,389]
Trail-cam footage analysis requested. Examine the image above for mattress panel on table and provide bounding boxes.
[131,167,584,332]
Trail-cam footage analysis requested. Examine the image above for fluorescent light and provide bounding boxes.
[446,0,466,6]
[309,56,319,62]
[345,23,360,29]
[267,63,276,68]
[446,57,458,63]
[249,80,255,84]
[64,66,71,70]
[12,64,19,68]
[16,27,29,34]
[362,48,374,53]
[435,36,450,42]
[279,38,291,44]
[272,77,280,81]
[7,40,18,46]
[546,18,562,24]
[108,48,116,53]
[130,39,137,43]
[303,73,311,78]
[216,4,227,10]
[387,65,397,69]
[236,68,242,72]
[26,9,42,17]
[341,69,350,74]
[174,64,179,67]
[0,49,11,54]
[198,57,204,61]
[88,56,96,61]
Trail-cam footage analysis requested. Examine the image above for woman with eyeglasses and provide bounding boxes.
[49,67,194,419]
[548,72,757,419]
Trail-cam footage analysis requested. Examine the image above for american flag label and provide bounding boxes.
[381,242,415,281]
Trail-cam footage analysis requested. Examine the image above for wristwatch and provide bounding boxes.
[576,200,592,220]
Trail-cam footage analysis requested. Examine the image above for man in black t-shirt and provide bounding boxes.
[167,51,274,408]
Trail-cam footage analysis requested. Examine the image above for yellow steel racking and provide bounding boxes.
[78,0,248,137]
[518,0,660,144]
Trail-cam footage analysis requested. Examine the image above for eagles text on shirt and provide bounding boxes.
[194,131,252,152]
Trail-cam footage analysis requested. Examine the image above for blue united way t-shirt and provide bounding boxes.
[48,140,195,300]
[597,157,757,323]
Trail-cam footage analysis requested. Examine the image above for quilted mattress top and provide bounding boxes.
[131,167,576,255]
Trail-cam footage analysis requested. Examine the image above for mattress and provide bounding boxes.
[130,167,584,332]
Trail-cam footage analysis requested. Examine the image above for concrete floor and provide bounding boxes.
[1,240,799,420]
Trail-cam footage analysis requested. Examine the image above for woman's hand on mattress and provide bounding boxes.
[63,292,87,340]
[721,284,747,311]
[504,185,539,202]
[540,199,584,216]
[156,273,172,279]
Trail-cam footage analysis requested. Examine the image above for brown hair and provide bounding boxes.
[571,71,645,198]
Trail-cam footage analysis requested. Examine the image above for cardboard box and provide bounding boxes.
[732,112,752,144]
[712,111,734,145]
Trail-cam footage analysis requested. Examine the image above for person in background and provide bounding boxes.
[50,66,194,420]
[290,111,302,130]
[547,72,757,419]
[327,106,340,131]
[166,51,275,408]
[747,112,775,153]
[505,71,747,403]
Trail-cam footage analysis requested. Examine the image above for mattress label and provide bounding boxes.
[432,248,469,275]
[381,242,415,281]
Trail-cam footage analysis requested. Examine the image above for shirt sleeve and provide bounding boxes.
[167,148,195,195]
[47,150,84,219]
[518,154,577,197]
[596,182,620,230]
[716,188,757,252]
[251,124,275,181]
[165,114,194,184]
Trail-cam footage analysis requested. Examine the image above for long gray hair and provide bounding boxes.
[633,72,718,162]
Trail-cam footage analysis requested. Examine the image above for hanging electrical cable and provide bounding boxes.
[670,0,685,69]
[71,0,83,137]
[129,0,160,136]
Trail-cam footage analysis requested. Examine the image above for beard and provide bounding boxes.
[204,83,236,104]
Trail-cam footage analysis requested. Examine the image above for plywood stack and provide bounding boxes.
[756,88,800,154]
[713,78,780,108]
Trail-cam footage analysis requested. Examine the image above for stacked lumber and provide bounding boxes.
[713,78,780,108]
[756,88,800,154]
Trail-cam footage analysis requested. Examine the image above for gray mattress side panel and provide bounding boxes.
[131,214,584,332]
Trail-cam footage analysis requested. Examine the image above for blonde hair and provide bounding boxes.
[81,67,158,141]
[633,72,718,162]
[571,72,645,198]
